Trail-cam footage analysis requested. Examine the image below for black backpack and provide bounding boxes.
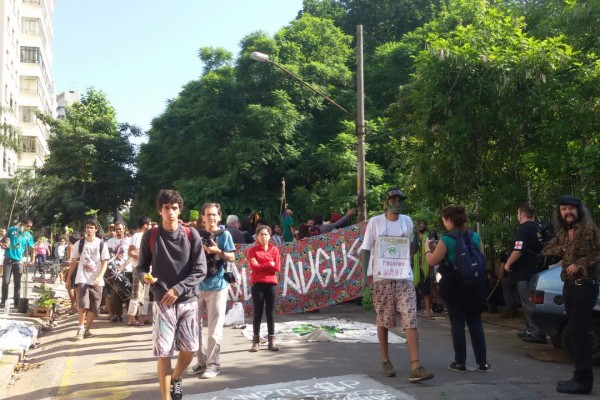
[446,230,487,290]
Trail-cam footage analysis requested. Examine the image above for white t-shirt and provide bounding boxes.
[107,236,132,272]
[360,213,413,282]
[129,232,143,268]
[71,237,110,286]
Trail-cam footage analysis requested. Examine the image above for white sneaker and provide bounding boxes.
[186,363,206,376]
[201,366,220,379]
[75,328,84,341]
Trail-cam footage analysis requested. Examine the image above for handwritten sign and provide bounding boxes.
[228,222,367,315]
[192,374,415,400]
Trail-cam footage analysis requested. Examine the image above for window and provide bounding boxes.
[19,106,37,123]
[22,137,37,153]
[21,18,41,35]
[20,76,38,94]
[20,46,41,64]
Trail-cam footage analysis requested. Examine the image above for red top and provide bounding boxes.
[246,243,281,285]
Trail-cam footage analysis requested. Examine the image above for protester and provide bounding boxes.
[65,233,81,313]
[360,187,434,382]
[314,208,355,234]
[187,203,235,379]
[411,221,433,319]
[504,204,547,343]
[34,237,50,272]
[425,205,490,373]
[1,218,34,309]
[66,218,110,340]
[271,224,283,246]
[106,221,132,322]
[55,237,67,265]
[281,208,295,242]
[296,223,311,240]
[247,225,281,352]
[137,189,206,400]
[127,216,152,326]
[542,195,600,395]
[225,215,250,244]
[499,243,519,318]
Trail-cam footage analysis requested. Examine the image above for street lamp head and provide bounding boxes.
[250,51,270,63]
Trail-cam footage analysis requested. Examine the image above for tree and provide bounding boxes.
[38,88,138,226]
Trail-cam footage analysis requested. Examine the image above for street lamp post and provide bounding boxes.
[250,32,367,221]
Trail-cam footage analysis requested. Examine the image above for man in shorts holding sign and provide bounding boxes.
[360,187,434,382]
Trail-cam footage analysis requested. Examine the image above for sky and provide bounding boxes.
[52,0,304,137]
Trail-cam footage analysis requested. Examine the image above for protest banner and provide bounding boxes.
[229,222,367,315]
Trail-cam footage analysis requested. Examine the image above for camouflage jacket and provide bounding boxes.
[542,222,600,281]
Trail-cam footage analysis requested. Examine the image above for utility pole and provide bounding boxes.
[356,25,367,222]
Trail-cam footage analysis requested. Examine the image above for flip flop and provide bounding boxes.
[128,320,144,326]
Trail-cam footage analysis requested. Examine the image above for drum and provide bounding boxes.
[104,262,132,301]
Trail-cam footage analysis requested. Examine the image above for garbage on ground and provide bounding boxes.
[224,302,245,327]
[0,320,38,352]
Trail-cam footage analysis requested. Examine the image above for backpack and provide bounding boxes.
[148,226,192,255]
[446,230,487,290]
[78,238,105,261]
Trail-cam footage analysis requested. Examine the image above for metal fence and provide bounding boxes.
[475,176,600,273]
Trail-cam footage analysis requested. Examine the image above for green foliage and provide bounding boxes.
[36,88,138,227]
[131,0,600,246]
[36,283,56,308]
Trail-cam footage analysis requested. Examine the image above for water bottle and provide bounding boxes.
[3,302,8,318]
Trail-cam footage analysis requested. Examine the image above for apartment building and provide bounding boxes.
[0,0,55,179]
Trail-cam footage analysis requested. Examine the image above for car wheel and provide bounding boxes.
[560,316,600,366]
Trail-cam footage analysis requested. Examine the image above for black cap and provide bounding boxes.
[558,195,581,206]
[387,187,407,199]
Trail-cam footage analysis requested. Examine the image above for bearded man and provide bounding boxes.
[543,195,600,395]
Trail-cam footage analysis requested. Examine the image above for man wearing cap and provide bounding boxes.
[360,187,434,382]
[543,195,600,394]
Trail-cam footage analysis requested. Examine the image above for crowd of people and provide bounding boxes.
[1,186,598,398]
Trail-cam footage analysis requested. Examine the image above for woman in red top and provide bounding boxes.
[247,225,281,352]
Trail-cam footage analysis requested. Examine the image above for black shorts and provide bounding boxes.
[70,266,78,287]
[417,275,432,296]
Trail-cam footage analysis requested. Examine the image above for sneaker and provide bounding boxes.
[201,366,220,379]
[382,360,396,377]
[75,328,84,341]
[448,362,466,372]
[517,331,530,339]
[186,363,206,376]
[409,365,434,382]
[170,377,183,400]
[478,363,491,372]
[521,335,547,344]
[83,329,94,339]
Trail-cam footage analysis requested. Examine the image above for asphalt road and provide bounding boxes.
[2,301,596,400]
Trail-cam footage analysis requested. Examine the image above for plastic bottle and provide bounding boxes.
[3,302,8,318]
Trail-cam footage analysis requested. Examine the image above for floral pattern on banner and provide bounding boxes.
[228,222,367,315]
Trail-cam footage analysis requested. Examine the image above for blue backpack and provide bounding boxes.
[447,230,486,290]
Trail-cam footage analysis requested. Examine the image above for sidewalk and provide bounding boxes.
[0,266,66,391]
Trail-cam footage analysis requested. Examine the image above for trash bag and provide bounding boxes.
[223,302,245,327]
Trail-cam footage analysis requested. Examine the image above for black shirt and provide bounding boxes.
[510,220,542,280]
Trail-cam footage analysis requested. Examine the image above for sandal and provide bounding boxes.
[128,320,145,326]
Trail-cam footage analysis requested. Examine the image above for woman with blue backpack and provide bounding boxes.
[425,205,491,373]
